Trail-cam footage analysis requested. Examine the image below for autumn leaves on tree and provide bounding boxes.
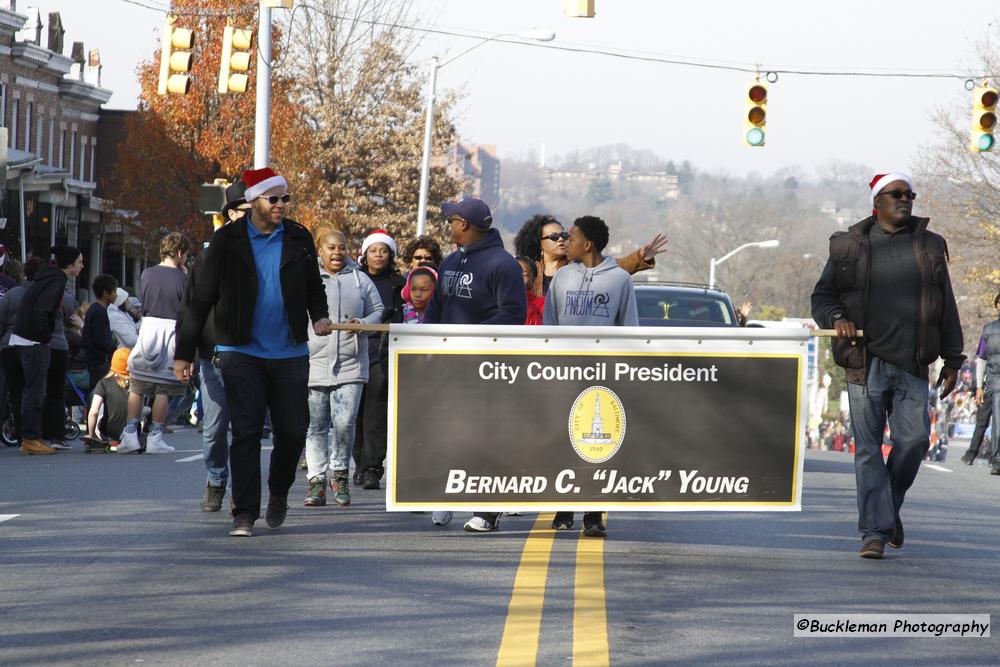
[108,0,462,253]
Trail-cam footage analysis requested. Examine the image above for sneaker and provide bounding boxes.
[859,537,885,559]
[117,429,141,454]
[229,514,254,537]
[145,431,175,454]
[20,438,57,456]
[304,477,327,507]
[582,512,607,538]
[201,484,225,512]
[552,512,575,530]
[353,469,364,486]
[432,511,453,526]
[463,515,499,533]
[265,494,288,529]
[48,440,72,451]
[888,517,904,549]
[362,468,381,490]
[330,471,351,506]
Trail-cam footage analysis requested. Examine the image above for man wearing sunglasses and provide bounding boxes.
[811,171,964,560]
[176,167,334,537]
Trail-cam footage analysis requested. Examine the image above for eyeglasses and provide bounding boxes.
[412,254,435,262]
[257,193,293,205]
[541,232,570,242]
[878,189,916,201]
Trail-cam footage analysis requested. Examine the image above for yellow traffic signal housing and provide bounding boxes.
[157,17,195,95]
[563,0,596,18]
[218,24,253,94]
[970,85,998,153]
[744,82,767,147]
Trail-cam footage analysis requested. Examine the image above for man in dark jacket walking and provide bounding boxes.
[425,197,527,532]
[175,168,333,537]
[12,245,84,455]
[178,179,250,512]
[811,172,964,559]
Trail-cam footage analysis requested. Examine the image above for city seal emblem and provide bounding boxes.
[568,386,626,463]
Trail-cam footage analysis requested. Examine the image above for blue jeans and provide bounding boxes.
[847,357,930,542]
[200,359,230,487]
[305,383,363,480]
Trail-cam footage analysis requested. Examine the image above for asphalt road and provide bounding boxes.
[1,429,998,666]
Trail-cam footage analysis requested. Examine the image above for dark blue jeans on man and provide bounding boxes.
[847,356,930,543]
[18,345,51,440]
[200,358,230,488]
[217,351,309,520]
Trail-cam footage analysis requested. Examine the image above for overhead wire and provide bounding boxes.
[119,0,996,81]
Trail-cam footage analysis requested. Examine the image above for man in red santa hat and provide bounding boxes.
[176,167,334,537]
[811,172,964,559]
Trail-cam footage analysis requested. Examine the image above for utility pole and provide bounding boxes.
[255,1,292,168]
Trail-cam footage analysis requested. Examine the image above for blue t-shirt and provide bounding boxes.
[217,216,308,359]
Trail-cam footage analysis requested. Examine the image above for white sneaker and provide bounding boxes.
[117,430,141,454]
[463,516,499,533]
[145,431,175,454]
[432,511,453,526]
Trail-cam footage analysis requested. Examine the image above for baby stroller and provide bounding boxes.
[1,374,84,446]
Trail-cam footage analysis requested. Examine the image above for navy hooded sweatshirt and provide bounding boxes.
[424,228,526,325]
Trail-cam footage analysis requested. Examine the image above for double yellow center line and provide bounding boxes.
[496,513,609,666]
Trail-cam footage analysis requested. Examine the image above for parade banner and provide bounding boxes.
[385,324,808,512]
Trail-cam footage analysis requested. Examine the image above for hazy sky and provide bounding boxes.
[21,0,998,178]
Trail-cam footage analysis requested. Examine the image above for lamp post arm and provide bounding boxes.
[440,33,514,68]
[715,242,757,267]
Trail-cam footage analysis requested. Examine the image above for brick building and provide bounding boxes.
[0,2,134,297]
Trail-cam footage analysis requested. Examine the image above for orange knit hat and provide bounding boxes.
[111,348,131,377]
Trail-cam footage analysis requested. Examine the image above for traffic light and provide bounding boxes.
[970,84,998,153]
[563,0,595,17]
[744,81,767,147]
[218,22,253,94]
[157,17,195,95]
[200,178,230,230]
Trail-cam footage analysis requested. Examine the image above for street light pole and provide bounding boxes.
[708,239,780,290]
[415,29,555,237]
[415,56,439,237]
[254,1,273,168]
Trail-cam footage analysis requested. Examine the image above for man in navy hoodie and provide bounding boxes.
[424,198,526,532]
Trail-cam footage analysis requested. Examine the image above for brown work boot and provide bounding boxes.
[859,537,885,559]
[21,439,57,455]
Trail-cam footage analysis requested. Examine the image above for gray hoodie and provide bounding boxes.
[307,258,384,387]
[543,256,638,327]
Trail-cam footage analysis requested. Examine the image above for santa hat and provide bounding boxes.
[241,167,288,201]
[361,229,397,257]
[869,172,913,213]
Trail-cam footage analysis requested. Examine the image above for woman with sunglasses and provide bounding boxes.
[513,214,668,298]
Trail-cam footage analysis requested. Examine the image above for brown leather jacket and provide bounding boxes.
[532,249,654,296]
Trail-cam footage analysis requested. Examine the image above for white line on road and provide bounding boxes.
[923,464,953,473]
[175,454,203,463]
[0,514,20,523]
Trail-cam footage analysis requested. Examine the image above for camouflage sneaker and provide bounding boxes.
[330,470,351,506]
[304,477,326,507]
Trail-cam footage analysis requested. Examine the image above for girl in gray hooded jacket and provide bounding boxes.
[303,227,384,507]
